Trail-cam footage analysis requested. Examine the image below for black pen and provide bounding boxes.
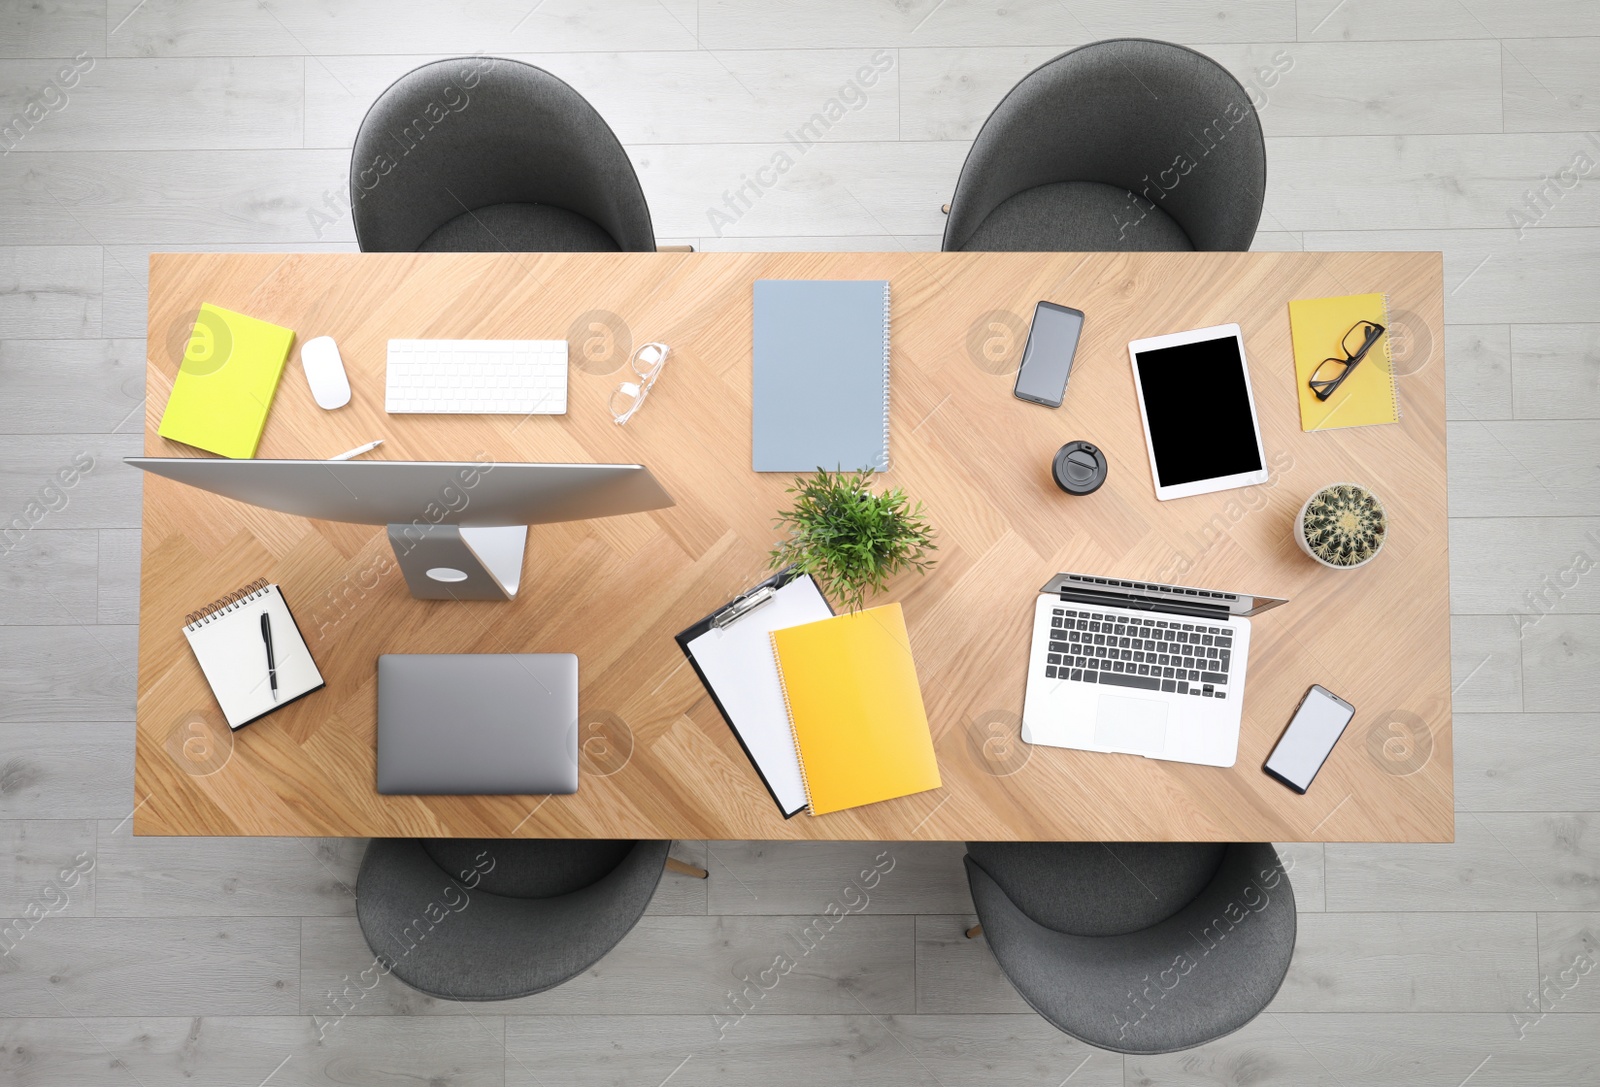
[261,612,277,701]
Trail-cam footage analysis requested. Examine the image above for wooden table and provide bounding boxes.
[136,250,1451,842]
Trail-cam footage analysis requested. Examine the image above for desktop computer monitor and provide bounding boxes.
[127,457,674,600]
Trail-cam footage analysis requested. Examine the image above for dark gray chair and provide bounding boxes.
[964,841,1294,1054]
[350,57,657,253]
[356,838,704,1000]
[942,39,1266,253]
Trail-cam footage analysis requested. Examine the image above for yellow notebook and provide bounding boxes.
[1289,292,1399,431]
[158,303,295,458]
[770,603,941,817]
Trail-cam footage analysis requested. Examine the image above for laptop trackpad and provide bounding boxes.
[1094,695,1169,756]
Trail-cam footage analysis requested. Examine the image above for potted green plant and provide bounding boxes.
[1295,482,1387,569]
[769,469,937,612]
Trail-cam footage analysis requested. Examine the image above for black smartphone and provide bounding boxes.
[1012,301,1085,408]
[1263,685,1356,794]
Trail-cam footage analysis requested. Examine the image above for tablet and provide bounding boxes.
[1128,323,1269,501]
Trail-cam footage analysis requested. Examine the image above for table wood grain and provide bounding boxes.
[136,250,1450,841]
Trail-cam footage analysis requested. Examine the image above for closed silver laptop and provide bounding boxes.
[377,654,579,795]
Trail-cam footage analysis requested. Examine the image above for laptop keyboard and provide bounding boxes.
[1042,607,1235,699]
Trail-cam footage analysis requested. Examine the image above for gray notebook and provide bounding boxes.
[752,279,891,473]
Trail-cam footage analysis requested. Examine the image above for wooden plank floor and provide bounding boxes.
[1,1,1597,1082]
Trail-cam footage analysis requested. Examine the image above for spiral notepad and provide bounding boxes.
[183,579,324,730]
[769,603,940,817]
[752,279,892,473]
[1289,292,1400,431]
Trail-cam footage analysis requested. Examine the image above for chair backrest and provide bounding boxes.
[350,57,655,252]
[421,837,637,899]
[966,840,1227,936]
[942,39,1266,252]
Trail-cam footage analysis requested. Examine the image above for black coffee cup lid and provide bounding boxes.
[1053,441,1107,495]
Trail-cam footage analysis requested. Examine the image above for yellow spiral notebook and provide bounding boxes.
[770,603,941,816]
[1289,292,1399,431]
[158,303,295,458]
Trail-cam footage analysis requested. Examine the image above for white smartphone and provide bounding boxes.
[1263,684,1355,794]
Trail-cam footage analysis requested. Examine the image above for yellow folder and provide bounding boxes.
[1289,292,1398,431]
[158,303,295,458]
[771,603,941,816]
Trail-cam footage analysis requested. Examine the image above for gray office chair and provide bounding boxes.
[350,57,657,253]
[356,838,704,1000]
[942,39,1266,253]
[963,841,1294,1054]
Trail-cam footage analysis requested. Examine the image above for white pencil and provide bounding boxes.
[329,439,383,461]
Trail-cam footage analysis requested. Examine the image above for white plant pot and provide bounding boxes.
[1295,483,1387,570]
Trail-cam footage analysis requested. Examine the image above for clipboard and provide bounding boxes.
[675,567,833,818]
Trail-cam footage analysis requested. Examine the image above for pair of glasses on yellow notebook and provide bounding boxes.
[1309,320,1386,402]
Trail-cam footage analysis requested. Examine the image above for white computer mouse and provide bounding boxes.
[300,336,351,409]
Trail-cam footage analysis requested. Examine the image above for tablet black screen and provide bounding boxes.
[1133,334,1263,488]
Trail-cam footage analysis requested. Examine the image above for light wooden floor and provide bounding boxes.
[1,2,1597,1083]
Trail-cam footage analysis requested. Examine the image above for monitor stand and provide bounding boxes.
[387,524,526,601]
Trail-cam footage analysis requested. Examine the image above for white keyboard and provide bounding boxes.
[385,339,568,415]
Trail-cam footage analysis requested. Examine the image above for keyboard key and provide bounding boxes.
[1088,621,1101,632]
[1112,660,1126,673]
[1136,664,1150,675]
[1177,681,1188,694]
[1202,672,1228,685]
[1203,684,1215,695]
[1083,670,1098,683]
[1162,667,1174,678]
[1070,669,1083,681]
[1161,680,1176,692]
[1053,609,1064,617]
[1051,640,1069,653]
[1100,671,1161,691]
[1189,670,1201,681]
[1052,617,1062,628]
[1047,653,1061,664]
[1046,665,1057,678]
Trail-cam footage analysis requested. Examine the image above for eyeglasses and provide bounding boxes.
[608,342,670,425]
[1309,321,1386,402]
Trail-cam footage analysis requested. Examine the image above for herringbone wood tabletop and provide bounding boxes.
[136,249,1449,841]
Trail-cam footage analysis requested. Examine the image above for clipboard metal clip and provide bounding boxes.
[712,585,777,629]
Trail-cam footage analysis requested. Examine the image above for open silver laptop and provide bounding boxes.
[377,654,579,794]
[1022,573,1286,767]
